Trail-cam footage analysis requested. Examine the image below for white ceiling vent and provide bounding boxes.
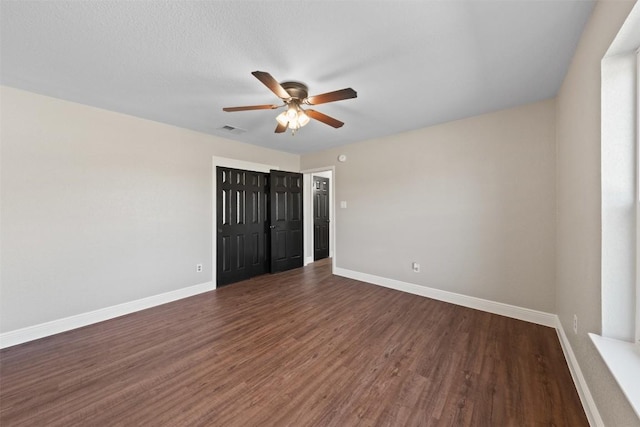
[219,125,247,135]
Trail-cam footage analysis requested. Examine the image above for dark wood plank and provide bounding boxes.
[0,259,588,426]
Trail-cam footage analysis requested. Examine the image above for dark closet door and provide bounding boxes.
[270,170,304,273]
[216,167,269,286]
[313,176,330,261]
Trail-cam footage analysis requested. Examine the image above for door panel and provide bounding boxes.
[251,233,260,264]
[313,176,330,260]
[275,191,287,221]
[275,230,287,260]
[291,193,302,220]
[217,167,269,286]
[236,235,245,269]
[222,235,231,272]
[270,170,304,273]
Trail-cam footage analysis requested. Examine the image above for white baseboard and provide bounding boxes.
[333,267,556,327]
[0,281,214,349]
[556,320,604,427]
[304,256,314,266]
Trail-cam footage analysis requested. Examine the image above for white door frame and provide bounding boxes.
[302,166,336,273]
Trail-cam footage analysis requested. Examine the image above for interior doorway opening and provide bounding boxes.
[313,175,330,261]
[302,168,335,267]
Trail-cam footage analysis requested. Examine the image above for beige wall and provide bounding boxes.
[555,0,638,425]
[301,99,557,313]
[0,86,299,332]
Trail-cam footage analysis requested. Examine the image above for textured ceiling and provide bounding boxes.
[1,1,594,154]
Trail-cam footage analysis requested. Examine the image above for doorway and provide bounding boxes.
[313,176,330,261]
[215,166,303,286]
[302,168,335,267]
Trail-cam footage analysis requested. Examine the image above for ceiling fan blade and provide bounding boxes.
[252,71,291,99]
[306,109,344,128]
[305,88,357,105]
[275,122,287,133]
[222,104,279,112]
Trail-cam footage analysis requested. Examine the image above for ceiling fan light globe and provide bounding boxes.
[288,118,300,130]
[298,111,310,127]
[276,112,289,126]
[286,106,298,121]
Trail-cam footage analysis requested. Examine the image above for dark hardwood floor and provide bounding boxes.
[1,259,587,426]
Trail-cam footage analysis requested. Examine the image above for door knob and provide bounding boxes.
[270,225,276,229]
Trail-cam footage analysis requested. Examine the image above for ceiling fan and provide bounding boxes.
[223,71,357,135]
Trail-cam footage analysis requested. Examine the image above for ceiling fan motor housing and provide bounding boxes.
[280,81,308,100]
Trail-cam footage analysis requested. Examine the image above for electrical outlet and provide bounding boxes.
[573,314,578,334]
[412,262,420,273]
[196,264,203,273]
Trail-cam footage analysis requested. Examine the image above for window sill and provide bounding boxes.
[589,333,640,419]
